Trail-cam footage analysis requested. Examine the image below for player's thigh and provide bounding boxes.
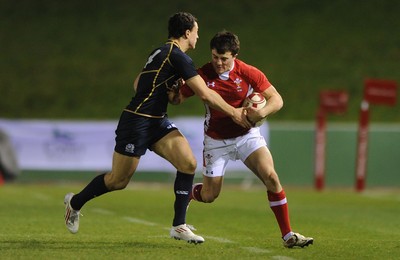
[245,147,282,191]
[152,129,197,173]
[244,146,275,181]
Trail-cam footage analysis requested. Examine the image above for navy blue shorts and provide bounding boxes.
[114,111,178,157]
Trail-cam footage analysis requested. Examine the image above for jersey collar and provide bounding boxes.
[218,60,235,81]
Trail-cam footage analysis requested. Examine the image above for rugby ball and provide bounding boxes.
[242,92,267,126]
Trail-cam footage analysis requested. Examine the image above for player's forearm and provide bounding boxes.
[262,85,284,117]
[186,75,235,117]
[265,93,283,115]
[202,90,235,117]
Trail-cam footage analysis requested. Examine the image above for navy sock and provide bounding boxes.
[172,171,194,226]
[70,173,109,210]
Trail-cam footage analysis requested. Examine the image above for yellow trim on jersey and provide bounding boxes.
[123,109,165,118]
[133,41,175,114]
[140,70,159,74]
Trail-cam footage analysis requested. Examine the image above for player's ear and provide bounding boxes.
[185,28,194,39]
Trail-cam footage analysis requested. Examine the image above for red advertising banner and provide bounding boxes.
[364,79,397,106]
[319,90,349,114]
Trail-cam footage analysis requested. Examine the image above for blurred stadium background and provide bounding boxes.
[1,0,399,189]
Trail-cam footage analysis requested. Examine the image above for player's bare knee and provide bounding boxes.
[109,180,129,190]
[117,180,130,190]
[179,157,197,173]
[262,171,281,190]
[105,176,130,191]
[201,193,218,203]
[188,157,197,172]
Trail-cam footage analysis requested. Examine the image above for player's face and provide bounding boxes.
[211,49,236,75]
[187,22,199,50]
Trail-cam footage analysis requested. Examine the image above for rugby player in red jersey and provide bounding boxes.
[170,30,313,248]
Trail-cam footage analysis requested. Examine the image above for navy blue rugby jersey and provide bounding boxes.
[126,40,198,117]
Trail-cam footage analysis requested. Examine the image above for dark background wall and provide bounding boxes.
[1,0,399,121]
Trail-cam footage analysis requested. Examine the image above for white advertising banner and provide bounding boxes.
[0,118,269,173]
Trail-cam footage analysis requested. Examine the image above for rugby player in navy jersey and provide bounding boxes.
[64,13,251,244]
[170,31,313,248]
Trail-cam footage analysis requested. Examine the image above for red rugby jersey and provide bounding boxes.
[181,59,271,139]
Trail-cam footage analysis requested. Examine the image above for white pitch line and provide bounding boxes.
[90,208,115,215]
[204,236,234,243]
[361,192,400,201]
[123,216,158,226]
[241,246,271,254]
[93,208,294,258]
[271,256,297,260]
[32,192,51,201]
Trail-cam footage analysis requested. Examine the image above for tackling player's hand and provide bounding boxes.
[167,78,184,94]
[232,107,253,129]
[167,78,184,105]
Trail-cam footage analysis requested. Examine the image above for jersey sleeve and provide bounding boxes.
[180,65,209,98]
[180,83,195,98]
[242,63,272,93]
[169,49,199,81]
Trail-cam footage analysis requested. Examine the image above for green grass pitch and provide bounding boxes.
[1,182,399,259]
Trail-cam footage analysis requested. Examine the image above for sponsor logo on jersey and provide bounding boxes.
[207,81,216,88]
[125,143,135,154]
[234,78,243,92]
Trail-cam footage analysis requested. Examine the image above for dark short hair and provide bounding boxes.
[210,30,240,56]
[168,12,197,38]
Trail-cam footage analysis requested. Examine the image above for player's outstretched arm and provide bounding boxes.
[185,75,252,128]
